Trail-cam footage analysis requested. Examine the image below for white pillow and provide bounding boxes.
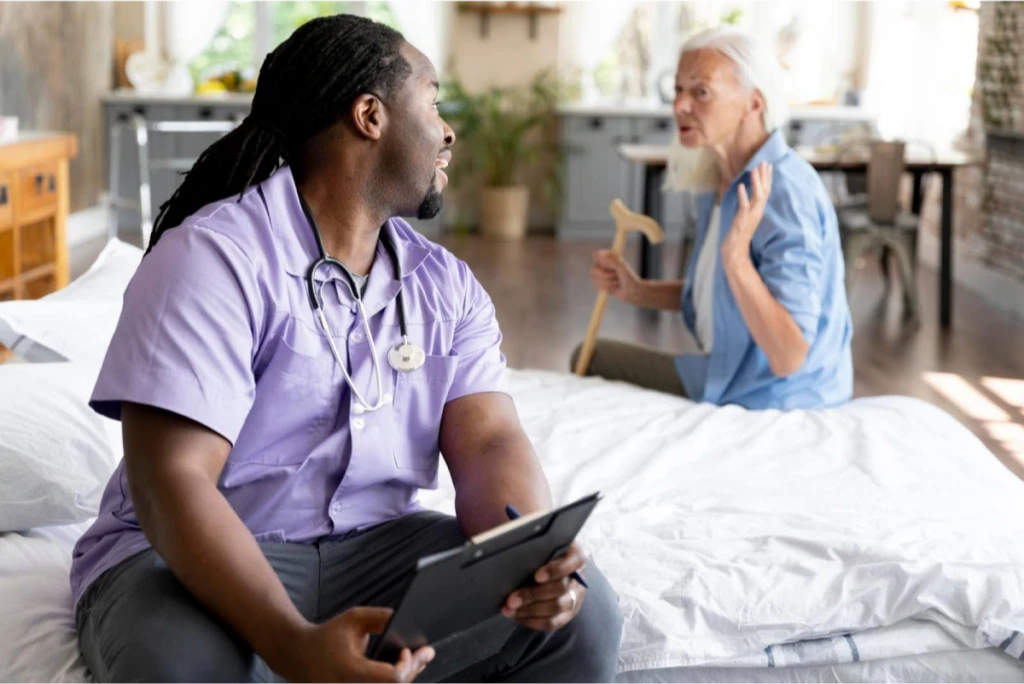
[0,239,142,363]
[0,362,122,532]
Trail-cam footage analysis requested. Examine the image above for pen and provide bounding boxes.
[505,504,589,589]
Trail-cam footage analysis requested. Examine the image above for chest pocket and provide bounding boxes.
[391,354,458,472]
[233,316,341,465]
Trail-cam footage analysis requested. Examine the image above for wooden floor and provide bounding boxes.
[439,234,1024,481]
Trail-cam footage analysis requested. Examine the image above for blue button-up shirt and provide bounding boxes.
[676,129,853,410]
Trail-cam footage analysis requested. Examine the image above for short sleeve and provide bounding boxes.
[446,259,508,402]
[90,225,262,444]
[754,190,827,346]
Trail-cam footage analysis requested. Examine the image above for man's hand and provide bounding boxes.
[722,161,773,272]
[591,250,644,305]
[281,607,434,683]
[501,543,587,631]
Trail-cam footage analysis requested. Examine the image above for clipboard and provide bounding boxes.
[367,491,602,665]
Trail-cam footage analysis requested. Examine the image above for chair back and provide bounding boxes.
[867,140,906,224]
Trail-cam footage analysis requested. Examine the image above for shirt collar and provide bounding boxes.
[258,165,430,283]
[735,128,789,183]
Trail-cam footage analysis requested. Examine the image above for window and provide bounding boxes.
[187,1,402,84]
[268,0,399,47]
[588,2,753,102]
[584,1,858,106]
[188,1,256,83]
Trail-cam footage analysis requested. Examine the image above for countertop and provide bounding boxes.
[103,89,254,106]
[101,89,877,124]
[558,101,876,122]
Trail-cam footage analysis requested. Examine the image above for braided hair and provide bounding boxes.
[146,14,411,253]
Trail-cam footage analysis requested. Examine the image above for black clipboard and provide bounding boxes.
[367,491,602,665]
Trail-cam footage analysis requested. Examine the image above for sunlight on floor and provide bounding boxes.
[923,373,1024,467]
[922,373,1010,421]
[982,377,1024,412]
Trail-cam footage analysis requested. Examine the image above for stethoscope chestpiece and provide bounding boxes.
[388,337,426,372]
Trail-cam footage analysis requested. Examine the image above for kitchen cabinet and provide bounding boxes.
[557,105,876,243]
[102,93,442,240]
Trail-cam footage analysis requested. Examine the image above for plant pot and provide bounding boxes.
[478,186,529,240]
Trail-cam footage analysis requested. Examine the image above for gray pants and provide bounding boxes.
[76,511,623,683]
[571,339,687,397]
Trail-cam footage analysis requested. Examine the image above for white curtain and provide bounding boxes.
[388,1,452,78]
[558,0,639,100]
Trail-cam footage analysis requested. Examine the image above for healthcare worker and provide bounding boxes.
[71,15,622,683]
[574,26,853,410]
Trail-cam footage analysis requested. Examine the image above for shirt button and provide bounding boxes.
[350,331,365,343]
[352,404,366,415]
[352,417,366,430]
[382,392,392,405]
[330,503,341,515]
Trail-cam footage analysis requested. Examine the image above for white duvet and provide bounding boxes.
[420,370,1024,673]
[2,369,1023,681]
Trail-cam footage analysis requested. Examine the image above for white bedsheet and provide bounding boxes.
[2,369,1023,681]
[419,370,1024,674]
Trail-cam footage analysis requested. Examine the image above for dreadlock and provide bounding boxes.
[146,14,411,253]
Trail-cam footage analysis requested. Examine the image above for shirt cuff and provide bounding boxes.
[90,363,254,444]
[447,363,510,403]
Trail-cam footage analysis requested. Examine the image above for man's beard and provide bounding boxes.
[416,172,444,220]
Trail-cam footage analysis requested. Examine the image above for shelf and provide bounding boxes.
[16,204,57,226]
[20,263,55,283]
[457,2,561,40]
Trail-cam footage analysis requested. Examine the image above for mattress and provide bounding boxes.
[2,369,1024,681]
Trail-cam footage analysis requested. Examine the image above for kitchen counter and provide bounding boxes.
[558,101,876,122]
[103,89,254,106]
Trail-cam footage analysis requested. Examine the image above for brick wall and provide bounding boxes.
[983,133,1024,281]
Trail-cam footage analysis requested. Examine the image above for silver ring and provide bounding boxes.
[568,589,578,612]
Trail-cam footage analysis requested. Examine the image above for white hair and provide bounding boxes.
[664,26,789,193]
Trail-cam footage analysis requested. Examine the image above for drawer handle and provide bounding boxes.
[588,117,604,130]
[0,185,7,206]
[33,174,56,194]
[655,119,671,131]
[199,107,213,119]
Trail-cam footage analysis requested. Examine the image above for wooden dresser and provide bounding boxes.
[0,132,78,302]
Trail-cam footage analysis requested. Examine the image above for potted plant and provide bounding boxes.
[441,71,565,240]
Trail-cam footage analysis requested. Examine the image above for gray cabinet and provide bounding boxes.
[102,97,445,241]
[559,114,635,238]
[559,112,689,242]
[557,108,876,244]
[103,97,250,241]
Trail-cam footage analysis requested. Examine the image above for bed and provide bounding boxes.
[1,240,1023,682]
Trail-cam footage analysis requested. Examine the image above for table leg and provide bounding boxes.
[911,171,924,215]
[940,167,954,328]
[640,165,664,280]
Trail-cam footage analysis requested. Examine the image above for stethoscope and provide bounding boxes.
[298,194,426,413]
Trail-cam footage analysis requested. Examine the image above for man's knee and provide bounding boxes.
[79,555,259,683]
[561,567,624,680]
[103,627,256,683]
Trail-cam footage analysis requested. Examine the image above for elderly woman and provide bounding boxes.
[573,26,853,410]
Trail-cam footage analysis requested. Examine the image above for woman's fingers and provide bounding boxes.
[750,164,763,202]
[737,183,749,213]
